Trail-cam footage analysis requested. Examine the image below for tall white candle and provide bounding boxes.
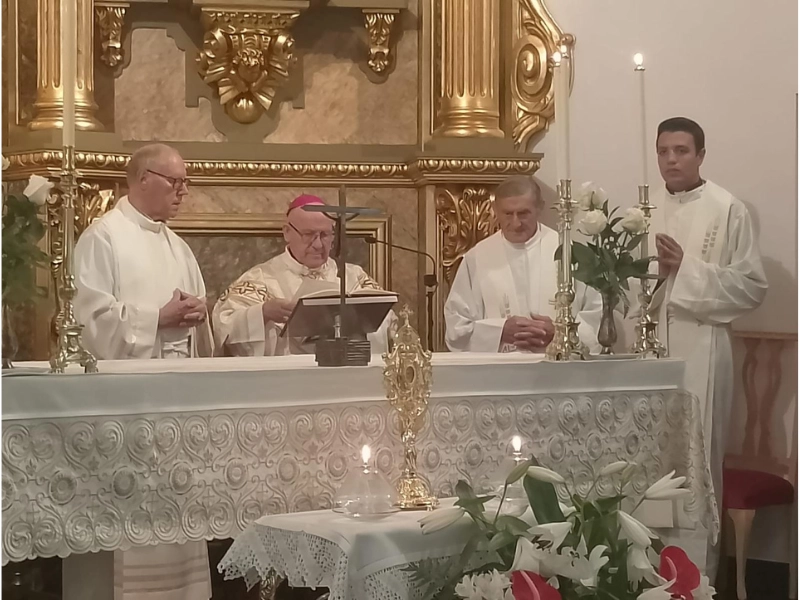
[61,0,76,147]
[553,51,571,184]
[634,53,647,185]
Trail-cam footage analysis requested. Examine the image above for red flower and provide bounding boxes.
[511,571,561,600]
[659,546,701,600]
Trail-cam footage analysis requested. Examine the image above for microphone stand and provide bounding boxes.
[366,236,438,351]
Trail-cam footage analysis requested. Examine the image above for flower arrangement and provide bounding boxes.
[2,173,52,308]
[412,458,715,600]
[569,182,652,316]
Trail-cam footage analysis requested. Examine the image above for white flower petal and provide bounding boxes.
[618,510,657,547]
[619,206,648,235]
[600,460,629,477]
[580,210,608,236]
[526,466,565,485]
[510,537,541,573]
[530,521,572,549]
[23,174,54,206]
[637,579,675,600]
[419,507,466,534]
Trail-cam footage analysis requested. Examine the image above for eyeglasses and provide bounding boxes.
[147,169,190,190]
[288,222,334,245]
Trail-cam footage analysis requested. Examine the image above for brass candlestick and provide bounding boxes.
[383,306,438,510]
[50,146,97,373]
[629,184,666,359]
[546,179,587,361]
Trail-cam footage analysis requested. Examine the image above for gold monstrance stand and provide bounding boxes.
[545,179,587,361]
[383,306,438,509]
[50,146,97,373]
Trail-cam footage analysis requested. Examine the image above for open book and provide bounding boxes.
[282,278,397,339]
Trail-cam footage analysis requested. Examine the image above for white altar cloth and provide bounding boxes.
[218,498,475,600]
[2,354,717,566]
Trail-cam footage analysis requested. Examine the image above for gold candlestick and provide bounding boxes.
[50,146,97,374]
[383,306,438,510]
[546,179,587,361]
[629,184,666,359]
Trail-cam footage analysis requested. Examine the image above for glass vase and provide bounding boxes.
[597,291,618,355]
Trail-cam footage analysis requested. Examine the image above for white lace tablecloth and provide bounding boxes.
[218,499,480,600]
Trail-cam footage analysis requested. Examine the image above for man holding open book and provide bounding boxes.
[212,194,395,356]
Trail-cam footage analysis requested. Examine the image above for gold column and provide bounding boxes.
[29,0,102,132]
[433,0,502,138]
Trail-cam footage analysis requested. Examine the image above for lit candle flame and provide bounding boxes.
[552,51,562,66]
[361,445,371,465]
[633,53,644,67]
[511,436,522,453]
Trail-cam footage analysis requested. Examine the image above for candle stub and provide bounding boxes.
[361,445,371,464]
[511,436,522,453]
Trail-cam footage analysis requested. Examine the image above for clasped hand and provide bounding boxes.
[501,314,555,352]
[262,299,296,324]
[158,289,207,329]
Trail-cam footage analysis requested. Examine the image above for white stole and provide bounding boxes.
[649,182,732,445]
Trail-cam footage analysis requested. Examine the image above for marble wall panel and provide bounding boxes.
[16,0,37,126]
[179,185,419,327]
[115,28,222,142]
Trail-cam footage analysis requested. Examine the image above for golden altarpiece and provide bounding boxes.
[2,0,570,359]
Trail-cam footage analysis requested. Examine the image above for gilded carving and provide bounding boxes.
[363,11,397,75]
[511,0,572,149]
[435,186,498,285]
[196,11,300,124]
[95,4,128,68]
[410,158,541,183]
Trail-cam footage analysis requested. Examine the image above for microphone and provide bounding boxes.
[365,236,438,290]
[365,235,438,351]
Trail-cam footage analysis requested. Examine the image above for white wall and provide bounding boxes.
[532,0,798,335]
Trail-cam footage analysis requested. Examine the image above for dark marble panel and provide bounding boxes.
[17,0,37,125]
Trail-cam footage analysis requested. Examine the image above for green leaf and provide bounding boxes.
[495,515,532,536]
[523,475,565,524]
[487,530,517,553]
[626,234,645,252]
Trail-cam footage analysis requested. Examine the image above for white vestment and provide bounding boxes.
[444,227,603,353]
[645,181,767,573]
[212,249,394,356]
[74,196,212,600]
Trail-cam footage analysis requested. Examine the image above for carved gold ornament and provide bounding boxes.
[511,0,572,149]
[196,11,300,124]
[363,11,397,75]
[435,186,497,285]
[95,4,128,68]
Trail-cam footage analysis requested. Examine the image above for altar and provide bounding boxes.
[2,353,717,572]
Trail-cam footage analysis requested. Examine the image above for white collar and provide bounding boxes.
[501,226,543,251]
[118,196,165,233]
[280,248,336,279]
[665,181,706,205]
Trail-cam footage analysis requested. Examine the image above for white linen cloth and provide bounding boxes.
[444,228,602,353]
[212,249,394,356]
[72,196,212,600]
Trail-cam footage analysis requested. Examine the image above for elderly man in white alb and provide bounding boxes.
[444,175,602,353]
[643,117,767,579]
[74,143,212,600]
[212,194,393,356]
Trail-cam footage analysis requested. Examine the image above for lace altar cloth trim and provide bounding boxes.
[2,391,717,563]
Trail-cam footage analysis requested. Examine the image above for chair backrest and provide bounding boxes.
[725,333,798,485]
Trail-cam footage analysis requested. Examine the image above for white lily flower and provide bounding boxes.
[600,460,629,477]
[529,521,572,549]
[474,570,510,599]
[23,174,54,207]
[526,466,565,485]
[619,206,648,235]
[618,510,657,547]
[580,210,608,236]
[559,502,577,517]
[693,574,716,600]
[510,537,542,572]
[627,545,662,585]
[579,545,610,588]
[637,579,675,600]
[454,574,477,600]
[419,506,466,534]
[644,470,690,500]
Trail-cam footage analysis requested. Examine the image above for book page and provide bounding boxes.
[292,278,339,301]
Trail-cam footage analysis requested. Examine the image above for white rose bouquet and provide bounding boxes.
[566,182,653,316]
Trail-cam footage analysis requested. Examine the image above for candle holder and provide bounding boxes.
[630,185,667,359]
[50,146,97,374]
[333,445,398,518]
[383,306,438,510]
[546,179,587,362]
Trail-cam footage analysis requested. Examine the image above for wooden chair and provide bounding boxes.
[723,334,797,600]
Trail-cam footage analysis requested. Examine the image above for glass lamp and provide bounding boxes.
[333,445,399,518]
[485,435,529,518]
